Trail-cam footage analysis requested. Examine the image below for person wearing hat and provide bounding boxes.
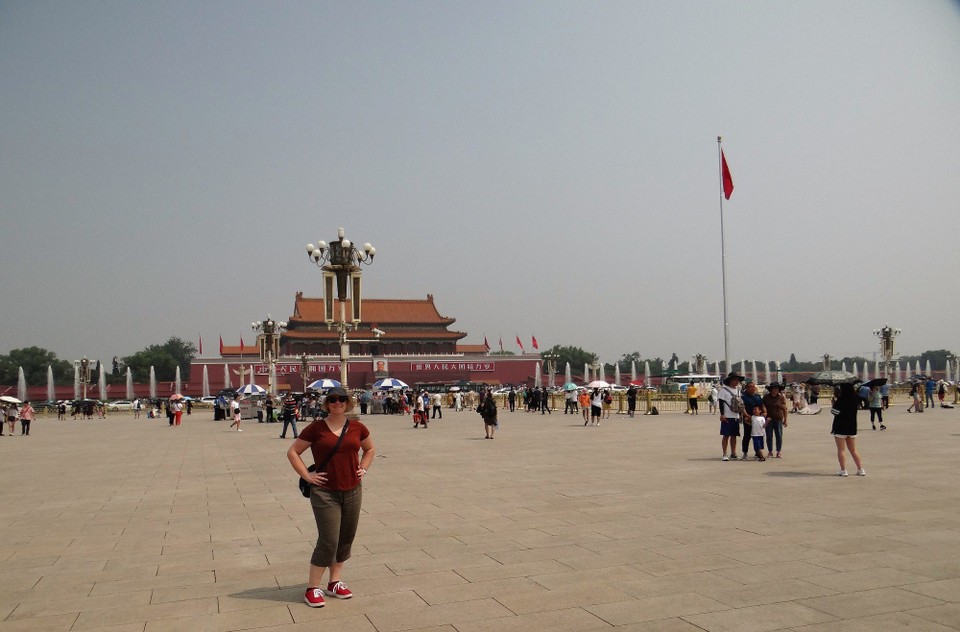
[717,371,745,461]
[287,387,375,608]
[762,383,788,458]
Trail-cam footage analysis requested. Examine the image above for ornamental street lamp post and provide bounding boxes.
[252,315,287,396]
[306,228,379,389]
[873,324,901,380]
[79,356,91,401]
[300,353,311,392]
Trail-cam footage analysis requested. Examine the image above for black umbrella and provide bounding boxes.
[863,378,888,388]
[807,370,859,385]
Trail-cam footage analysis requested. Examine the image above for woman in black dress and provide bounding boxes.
[830,383,865,477]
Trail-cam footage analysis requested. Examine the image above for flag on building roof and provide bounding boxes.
[516,335,525,353]
[531,335,539,351]
[483,335,490,352]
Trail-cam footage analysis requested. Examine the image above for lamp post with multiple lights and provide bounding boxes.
[873,324,901,379]
[306,228,380,389]
[252,315,286,396]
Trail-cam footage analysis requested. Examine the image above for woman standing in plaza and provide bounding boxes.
[288,387,374,608]
[19,401,34,436]
[831,383,865,477]
[480,389,498,438]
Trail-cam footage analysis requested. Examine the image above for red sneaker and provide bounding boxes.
[325,581,353,599]
[304,587,325,607]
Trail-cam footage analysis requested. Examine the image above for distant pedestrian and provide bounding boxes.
[280,392,299,438]
[739,381,764,460]
[173,399,183,426]
[686,382,699,415]
[539,388,551,415]
[830,382,865,476]
[20,401,34,436]
[578,390,590,423]
[432,393,443,419]
[589,389,603,426]
[762,382,787,458]
[229,395,242,431]
[601,389,612,419]
[937,381,946,406]
[480,389,498,439]
[508,388,516,412]
[626,386,637,418]
[708,383,718,414]
[925,377,936,410]
[749,406,767,461]
[907,383,921,413]
[869,385,885,431]
[880,382,890,409]
[718,371,745,461]
[4,403,17,435]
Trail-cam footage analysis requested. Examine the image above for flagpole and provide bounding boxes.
[717,136,730,373]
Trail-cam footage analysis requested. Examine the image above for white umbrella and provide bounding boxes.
[236,384,267,396]
[372,377,409,390]
[0,395,22,404]
[587,380,610,389]
[308,378,341,390]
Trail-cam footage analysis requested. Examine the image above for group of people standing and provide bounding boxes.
[2,401,34,436]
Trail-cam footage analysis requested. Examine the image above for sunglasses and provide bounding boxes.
[326,396,349,404]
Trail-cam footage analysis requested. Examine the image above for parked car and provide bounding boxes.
[109,400,133,411]
[199,396,217,405]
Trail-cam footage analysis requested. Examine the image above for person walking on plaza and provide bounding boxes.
[739,380,764,460]
[686,382,699,415]
[228,395,242,431]
[717,371,744,461]
[626,386,637,418]
[173,399,184,426]
[454,390,463,411]
[589,388,603,426]
[762,383,787,458]
[288,387,374,608]
[19,401,34,436]
[540,388,551,414]
[938,381,946,407]
[508,388,516,412]
[880,382,890,409]
[831,382,865,476]
[925,376,936,410]
[869,384,885,431]
[601,389,612,419]
[579,389,590,423]
[480,389,498,438]
[431,392,443,419]
[280,392,300,439]
[4,403,17,435]
[708,383,718,414]
[907,382,921,413]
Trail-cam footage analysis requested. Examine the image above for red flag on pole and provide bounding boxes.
[219,335,224,356]
[240,336,245,355]
[499,336,504,353]
[516,335,525,353]
[483,336,490,352]
[198,334,203,355]
[721,149,734,200]
[531,335,539,351]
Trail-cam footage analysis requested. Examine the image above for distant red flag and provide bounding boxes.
[219,335,224,356]
[531,335,539,351]
[516,335,525,352]
[721,149,734,200]
[240,337,245,355]
[483,336,490,352]
[199,334,203,355]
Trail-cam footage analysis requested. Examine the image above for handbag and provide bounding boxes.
[299,419,351,498]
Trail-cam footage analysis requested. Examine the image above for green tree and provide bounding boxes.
[0,347,74,386]
[540,345,598,379]
[123,337,196,382]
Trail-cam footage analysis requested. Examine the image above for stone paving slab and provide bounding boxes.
[0,405,958,631]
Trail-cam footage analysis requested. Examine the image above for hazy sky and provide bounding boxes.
[2,1,959,369]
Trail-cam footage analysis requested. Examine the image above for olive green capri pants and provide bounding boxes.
[309,484,362,567]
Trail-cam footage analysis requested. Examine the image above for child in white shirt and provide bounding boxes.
[750,406,767,461]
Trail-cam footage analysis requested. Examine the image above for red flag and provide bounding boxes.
[721,149,734,200]
[531,335,539,351]
[219,335,224,356]
[483,336,490,352]
[198,334,203,355]
[516,335,525,352]
[240,337,245,355]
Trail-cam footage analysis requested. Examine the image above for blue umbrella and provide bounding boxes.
[372,377,409,390]
[307,378,341,390]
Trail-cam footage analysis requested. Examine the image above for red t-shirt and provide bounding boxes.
[299,418,370,491]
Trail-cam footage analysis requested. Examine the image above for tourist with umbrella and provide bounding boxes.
[830,382,866,476]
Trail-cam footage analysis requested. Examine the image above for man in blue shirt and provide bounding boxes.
[925,377,936,410]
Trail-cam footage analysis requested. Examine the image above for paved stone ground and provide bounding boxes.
[1,404,958,631]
